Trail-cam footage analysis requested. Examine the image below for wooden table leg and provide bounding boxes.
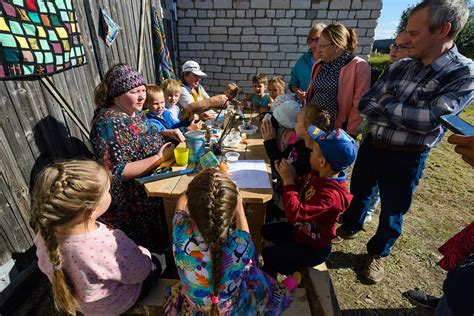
[163,198,177,242]
[245,202,266,254]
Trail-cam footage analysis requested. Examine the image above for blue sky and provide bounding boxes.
[374,0,420,39]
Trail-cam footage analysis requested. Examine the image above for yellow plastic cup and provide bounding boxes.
[174,148,189,166]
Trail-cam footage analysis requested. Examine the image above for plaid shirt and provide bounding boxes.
[360,45,474,148]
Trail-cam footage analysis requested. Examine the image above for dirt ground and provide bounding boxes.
[9,110,473,316]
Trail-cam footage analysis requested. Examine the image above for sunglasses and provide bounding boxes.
[307,37,319,44]
[390,44,408,51]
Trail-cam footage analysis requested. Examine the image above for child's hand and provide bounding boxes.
[295,89,306,101]
[175,193,188,212]
[275,159,296,185]
[188,119,203,131]
[261,119,276,141]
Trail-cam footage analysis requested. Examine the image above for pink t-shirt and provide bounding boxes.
[34,222,152,315]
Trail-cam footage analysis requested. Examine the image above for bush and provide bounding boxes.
[368,52,390,70]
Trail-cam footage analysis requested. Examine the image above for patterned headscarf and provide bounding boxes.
[106,64,145,98]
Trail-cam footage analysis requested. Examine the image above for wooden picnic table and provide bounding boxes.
[144,127,272,253]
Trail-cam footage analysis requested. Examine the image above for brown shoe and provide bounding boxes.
[332,227,358,244]
[364,255,384,283]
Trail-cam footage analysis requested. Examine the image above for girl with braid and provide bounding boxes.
[165,168,295,315]
[31,160,153,315]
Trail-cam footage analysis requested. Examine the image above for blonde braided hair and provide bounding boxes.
[30,160,110,315]
[186,168,238,315]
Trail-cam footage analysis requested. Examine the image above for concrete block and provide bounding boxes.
[210,35,228,42]
[188,43,205,50]
[327,11,338,19]
[233,0,250,9]
[229,27,243,35]
[179,35,195,42]
[253,60,262,67]
[223,66,239,73]
[215,73,230,80]
[262,60,271,67]
[291,0,310,9]
[286,52,301,61]
[371,10,381,19]
[272,0,290,9]
[348,11,356,19]
[241,35,259,43]
[256,9,266,17]
[358,20,377,28]
[196,19,214,27]
[232,51,249,59]
[206,65,222,72]
[177,10,185,18]
[280,44,298,52]
[214,0,232,9]
[355,28,366,37]
[363,0,383,10]
[298,37,307,44]
[261,44,279,51]
[200,35,210,42]
[295,9,306,18]
[351,0,362,9]
[271,60,280,67]
[344,19,357,27]
[234,19,252,26]
[243,59,253,66]
[253,19,272,26]
[242,43,260,51]
[178,18,195,26]
[223,43,241,51]
[267,52,285,60]
[252,52,268,59]
[215,51,230,58]
[194,1,212,9]
[176,0,193,9]
[286,9,296,18]
[257,67,274,74]
[240,67,255,74]
[292,19,311,27]
[275,27,295,35]
[279,36,297,44]
[275,9,286,18]
[186,9,197,17]
[267,9,276,17]
[246,9,255,18]
[199,51,214,58]
[179,43,187,50]
[295,27,309,36]
[208,10,216,18]
[231,73,248,80]
[227,35,240,42]
[198,11,207,18]
[260,35,278,43]
[250,0,270,9]
[215,19,233,26]
[235,60,243,66]
[329,0,351,9]
[236,10,246,18]
[312,1,328,9]
[192,27,209,34]
[317,11,327,19]
[209,27,227,34]
[366,28,375,37]
[338,10,348,19]
[356,10,370,19]
[180,51,196,58]
[206,43,223,50]
[306,10,317,19]
[242,27,256,35]
[256,27,275,35]
[280,60,289,67]
[217,11,226,17]
[273,19,292,27]
[178,26,190,34]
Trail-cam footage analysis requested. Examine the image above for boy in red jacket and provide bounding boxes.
[262,127,357,275]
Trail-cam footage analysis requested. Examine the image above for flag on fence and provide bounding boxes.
[151,6,175,85]
[0,0,87,79]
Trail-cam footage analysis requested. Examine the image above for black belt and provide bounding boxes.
[370,137,427,153]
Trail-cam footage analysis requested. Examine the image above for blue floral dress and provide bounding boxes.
[90,108,169,253]
[165,210,292,315]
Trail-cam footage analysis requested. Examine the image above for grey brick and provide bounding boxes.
[192,27,209,34]
[199,51,214,58]
[223,66,239,73]
[215,0,232,8]
[273,19,292,27]
[286,53,301,61]
[256,27,274,35]
[208,11,216,18]
[257,67,274,74]
[209,27,227,34]
[358,20,377,28]
[312,1,328,9]
[355,28,366,37]
[267,9,276,17]
[229,27,243,35]
[179,43,187,50]
[280,61,289,67]
[206,65,222,72]
[271,60,280,67]
[232,73,248,80]
[179,35,196,42]
[327,11,338,19]
[348,11,356,19]
[186,9,197,17]
[215,73,230,79]
[275,10,285,18]
[205,78,219,85]
[344,19,357,28]
[351,0,362,9]
[275,27,295,35]
[178,10,185,18]
[206,43,223,50]
[329,0,351,9]
[306,10,317,19]
[210,35,228,42]
[242,43,260,51]
[177,0,193,9]
[252,52,267,59]
[234,0,250,9]
[188,43,205,50]
[291,0,310,9]
[356,10,370,19]
[363,1,382,10]
[180,51,196,58]
[196,19,214,27]
[366,28,375,37]
[371,10,381,19]
[358,37,372,45]
[253,60,262,67]
[217,58,227,65]
[242,27,256,35]
[200,35,210,42]
[261,44,279,51]
[236,10,246,18]
[234,19,252,26]
[317,11,327,19]
[338,10,348,19]
[280,44,298,52]
[198,11,207,18]
[253,19,272,26]
[268,52,285,59]
[227,10,236,18]
[241,35,259,43]
[179,18,195,26]
[178,26,190,34]
[285,9,295,18]
[223,44,241,51]
[246,10,255,18]
[217,11,226,17]
[298,37,307,44]
[250,0,270,9]
[215,51,230,58]
[292,19,311,27]
[194,1,212,9]
[215,19,233,26]
[260,35,278,43]
[272,0,289,9]
[295,27,309,36]
[262,60,271,67]
[235,60,243,66]
[256,9,266,18]
[295,10,306,18]
[244,59,253,66]
[228,35,241,42]
[279,36,297,44]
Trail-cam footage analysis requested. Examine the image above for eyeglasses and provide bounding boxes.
[307,37,319,44]
[390,44,408,51]
[318,43,334,49]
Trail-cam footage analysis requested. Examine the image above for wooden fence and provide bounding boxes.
[0,0,178,303]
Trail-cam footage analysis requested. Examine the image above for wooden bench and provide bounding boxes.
[126,263,340,316]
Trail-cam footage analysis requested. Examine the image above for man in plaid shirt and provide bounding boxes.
[337,0,474,283]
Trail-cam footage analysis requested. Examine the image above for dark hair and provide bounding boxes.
[252,73,268,86]
[410,0,468,40]
[302,105,331,131]
[186,168,238,315]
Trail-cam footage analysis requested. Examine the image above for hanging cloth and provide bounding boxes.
[152,6,175,84]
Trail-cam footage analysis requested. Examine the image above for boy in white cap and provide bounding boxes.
[262,128,357,275]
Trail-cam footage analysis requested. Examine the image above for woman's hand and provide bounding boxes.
[157,142,175,161]
[275,159,296,185]
[160,129,185,142]
[261,118,276,141]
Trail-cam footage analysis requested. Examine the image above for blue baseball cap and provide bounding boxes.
[307,126,357,171]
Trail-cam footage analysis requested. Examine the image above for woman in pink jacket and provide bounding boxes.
[306,23,370,138]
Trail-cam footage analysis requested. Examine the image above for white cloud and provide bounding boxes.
[389,20,399,26]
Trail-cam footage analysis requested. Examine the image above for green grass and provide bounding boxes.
[368,52,390,70]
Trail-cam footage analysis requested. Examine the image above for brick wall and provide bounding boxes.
[176,0,382,95]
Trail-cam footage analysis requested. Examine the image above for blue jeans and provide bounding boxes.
[341,136,429,257]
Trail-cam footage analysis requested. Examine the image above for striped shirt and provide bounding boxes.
[360,45,474,148]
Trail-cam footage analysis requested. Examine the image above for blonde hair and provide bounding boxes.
[307,23,326,41]
[321,23,358,54]
[224,82,239,99]
[30,160,111,314]
[162,79,181,96]
[186,169,238,315]
[144,84,164,107]
[252,73,268,86]
[268,76,286,94]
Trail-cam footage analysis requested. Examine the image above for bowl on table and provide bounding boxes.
[225,151,240,162]
[238,124,258,135]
